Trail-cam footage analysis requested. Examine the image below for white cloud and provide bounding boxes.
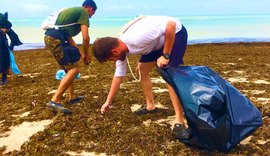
[107,4,135,11]
[23,4,51,13]
[142,4,157,10]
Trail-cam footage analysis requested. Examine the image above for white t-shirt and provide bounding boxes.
[115,15,182,77]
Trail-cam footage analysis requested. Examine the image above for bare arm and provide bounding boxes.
[81,24,90,65]
[157,21,176,68]
[67,37,77,47]
[163,21,176,54]
[101,76,124,113]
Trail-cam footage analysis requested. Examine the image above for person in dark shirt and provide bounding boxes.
[0,12,22,85]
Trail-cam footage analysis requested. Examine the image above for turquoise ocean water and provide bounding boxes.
[9,14,270,50]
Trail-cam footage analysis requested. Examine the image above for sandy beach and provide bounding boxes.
[0,42,270,155]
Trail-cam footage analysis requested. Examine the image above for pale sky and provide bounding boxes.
[0,0,270,19]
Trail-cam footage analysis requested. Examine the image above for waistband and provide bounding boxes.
[45,29,68,41]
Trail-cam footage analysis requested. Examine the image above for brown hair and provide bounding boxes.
[93,37,119,63]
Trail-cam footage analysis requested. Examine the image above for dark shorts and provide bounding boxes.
[44,29,78,70]
[139,25,188,66]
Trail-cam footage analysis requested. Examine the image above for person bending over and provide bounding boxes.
[93,15,191,139]
[44,0,97,114]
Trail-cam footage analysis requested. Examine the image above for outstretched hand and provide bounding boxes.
[101,102,112,114]
[84,55,91,65]
[82,54,91,65]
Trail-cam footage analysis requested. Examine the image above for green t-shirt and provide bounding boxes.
[56,7,89,37]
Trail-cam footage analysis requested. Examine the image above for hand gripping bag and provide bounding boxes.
[157,66,262,152]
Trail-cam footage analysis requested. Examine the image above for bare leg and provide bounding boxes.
[51,68,79,103]
[167,83,185,124]
[138,62,156,110]
[168,83,191,139]
[67,80,76,100]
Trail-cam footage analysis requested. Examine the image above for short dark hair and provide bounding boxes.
[82,0,97,11]
[93,37,119,63]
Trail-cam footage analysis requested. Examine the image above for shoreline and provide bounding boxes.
[12,38,270,51]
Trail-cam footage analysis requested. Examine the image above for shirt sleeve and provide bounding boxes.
[114,59,127,77]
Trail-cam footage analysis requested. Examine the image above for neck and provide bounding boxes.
[119,39,129,53]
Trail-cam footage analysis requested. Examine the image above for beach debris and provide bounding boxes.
[55,69,80,80]
[240,136,253,145]
[250,97,270,105]
[81,75,91,79]
[41,63,52,67]
[253,80,270,84]
[11,111,31,118]
[227,77,249,83]
[19,73,41,78]
[52,133,60,138]
[257,139,270,145]
[242,90,266,95]
[31,100,36,106]
[151,77,166,84]
[48,90,57,95]
[143,119,152,127]
[130,104,142,112]
[66,151,106,156]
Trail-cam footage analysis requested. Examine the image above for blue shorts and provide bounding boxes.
[139,25,188,66]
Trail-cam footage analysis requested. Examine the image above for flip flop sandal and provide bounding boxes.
[134,107,159,115]
[68,96,84,105]
[46,101,72,115]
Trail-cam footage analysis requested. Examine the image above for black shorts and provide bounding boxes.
[139,25,188,66]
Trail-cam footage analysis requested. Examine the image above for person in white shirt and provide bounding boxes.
[93,15,191,139]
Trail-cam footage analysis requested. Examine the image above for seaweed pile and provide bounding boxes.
[0,42,269,155]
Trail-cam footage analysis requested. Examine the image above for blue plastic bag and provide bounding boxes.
[9,49,20,74]
[157,66,262,152]
[55,69,80,80]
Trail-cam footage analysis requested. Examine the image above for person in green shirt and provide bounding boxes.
[44,0,97,114]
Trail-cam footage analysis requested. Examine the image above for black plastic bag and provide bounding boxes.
[157,66,263,152]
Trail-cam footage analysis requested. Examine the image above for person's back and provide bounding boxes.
[56,7,90,37]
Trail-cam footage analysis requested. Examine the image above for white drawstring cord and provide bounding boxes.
[118,15,145,82]
[126,56,141,82]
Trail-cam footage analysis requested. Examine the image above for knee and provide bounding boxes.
[68,68,80,76]
[140,73,150,81]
